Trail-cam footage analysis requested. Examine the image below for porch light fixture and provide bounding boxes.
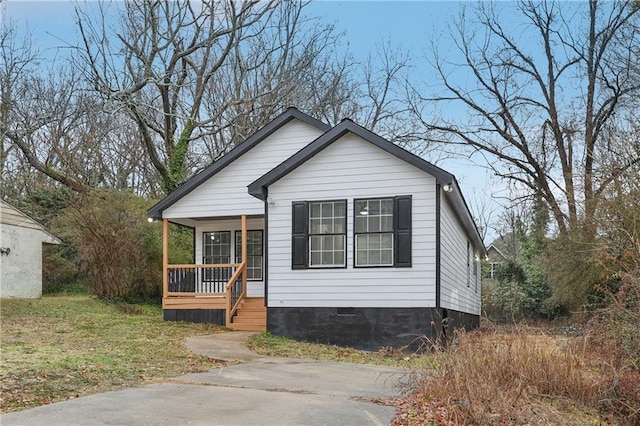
[267,197,275,206]
[147,217,154,223]
[443,183,454,193]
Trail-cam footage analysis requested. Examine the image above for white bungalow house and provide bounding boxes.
[0,200,61,298]
[148,108,485,350]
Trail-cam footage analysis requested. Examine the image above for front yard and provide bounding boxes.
[2,296,638,424]
[0,296,223,413]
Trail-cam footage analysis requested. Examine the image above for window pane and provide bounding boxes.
[369,216,380,232]
[321,218,333,233]
[334,201,346,216]
[310,236,321,251]
[381,216,393,232]
[310,203,321,217]
[370,200,381,215]
[334,217,345,233]
[368,250,381,265]
[381,199,394,214]
[356,250,367,266]
[335,236,344,250]
[381,233,393,249]
[322,251,334,265]
[381,249,392,265]
[322,203,333,217]
[309,218,320,234]
[311,251,322,266]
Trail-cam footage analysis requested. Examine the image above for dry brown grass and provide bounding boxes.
[394,323,640,425]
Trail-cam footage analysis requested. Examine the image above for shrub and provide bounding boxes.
[42,243,85,294]
[58,190,162,302]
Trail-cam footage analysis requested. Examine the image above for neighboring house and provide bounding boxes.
[148,108,486,350]
[0,200,61,298]
[484,243,507,280]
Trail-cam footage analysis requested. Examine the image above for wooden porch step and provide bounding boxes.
[232,315,266,323]
[229,323,266,331]
[228,297,266,332]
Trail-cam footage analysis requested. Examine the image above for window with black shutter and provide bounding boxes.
[354,195,411,267]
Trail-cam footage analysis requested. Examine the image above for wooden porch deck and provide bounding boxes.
[161,215,265,330]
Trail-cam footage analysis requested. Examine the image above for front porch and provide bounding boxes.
[161,215,266,331]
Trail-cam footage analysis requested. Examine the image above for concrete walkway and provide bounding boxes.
[1,332,406,425]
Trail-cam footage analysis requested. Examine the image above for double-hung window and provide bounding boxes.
[308,201,346,267]
[235,230,263,280]
[203,231,231,264]
[291,200,347,268]
[354,198,394,266]
[291,197,409,269]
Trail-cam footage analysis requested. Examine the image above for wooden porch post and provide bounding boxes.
[162,219,169,301]
[241,215,247,295]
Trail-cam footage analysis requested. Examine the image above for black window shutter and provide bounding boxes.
[291,201,308,269]
[395,195,412,267]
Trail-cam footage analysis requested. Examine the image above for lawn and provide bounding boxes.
[245,332,437,369]
[0,295,224,413]
[4,296,637,424]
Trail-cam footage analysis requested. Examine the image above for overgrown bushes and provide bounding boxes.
[398,324,640,425]
[56,190,163,301]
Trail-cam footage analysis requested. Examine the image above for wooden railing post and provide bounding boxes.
[162,219,169,303]
[241,214,247,295]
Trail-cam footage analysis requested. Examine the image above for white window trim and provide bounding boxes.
[354,198,395,267]
[308,200,347,268]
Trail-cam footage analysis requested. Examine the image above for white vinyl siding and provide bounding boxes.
[163,120,325,219]
[266,133,437,308]
[440,193,481,315]
[195,217,265,297]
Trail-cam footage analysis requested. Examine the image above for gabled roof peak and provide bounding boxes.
[147,108,330,219]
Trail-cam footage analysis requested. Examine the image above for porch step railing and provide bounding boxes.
[165,262,247,325]
[225,262,246,325]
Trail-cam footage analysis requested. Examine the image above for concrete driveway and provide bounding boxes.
[1,333,406,425]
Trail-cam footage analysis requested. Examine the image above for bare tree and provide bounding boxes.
[75,0,280,193]
[75,1,433,193]
[1,22,160,197]
[1,24,94,193]
[413,0,640,234]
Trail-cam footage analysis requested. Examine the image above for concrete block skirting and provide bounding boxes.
[267,307,480,352]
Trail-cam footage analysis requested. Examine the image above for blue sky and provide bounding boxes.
[2,0,501,240]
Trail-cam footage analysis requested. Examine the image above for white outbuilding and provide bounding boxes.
[0,200,60,298]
